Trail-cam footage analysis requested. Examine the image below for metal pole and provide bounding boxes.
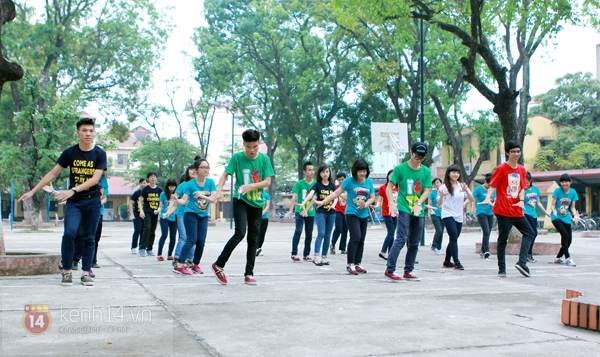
[10,182,14,231]
[230,111,234,230]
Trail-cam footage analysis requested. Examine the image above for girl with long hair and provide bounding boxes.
[157,179,178,261]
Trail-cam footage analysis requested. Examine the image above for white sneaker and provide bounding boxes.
[435,248,442,255]
[131,248,137,254]
[554,258,565,264]
[565,257,576,267]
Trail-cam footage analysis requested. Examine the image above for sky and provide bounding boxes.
[89,1,600,134]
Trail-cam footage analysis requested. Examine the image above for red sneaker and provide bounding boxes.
[173,264,193,275]
[403,272,421,281]
[384,271,405,282]
[191,264,204,274]
[355,265,367,274]
[291,255,302,263]
[244,275,257,285]
[167,256,174,261]
[212,263,227,285]
[346,264,358,275]
[303,256,313,262]
[157,256,164,261]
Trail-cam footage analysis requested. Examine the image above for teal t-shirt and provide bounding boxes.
[99,175,108,216]
[292,179,316,217]
[159,191,175,221]
[262,192,270,219]
[523,186,541,218]
[428,189,441,217]
[550,187,578,224]
[473,185,494,216]
[174,181,188,216]
[183,178,217,217]
[390,162,432,217]
[226,152,274,208]
[340,177,374,219]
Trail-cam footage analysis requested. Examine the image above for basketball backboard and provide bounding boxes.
[371,122,409,154]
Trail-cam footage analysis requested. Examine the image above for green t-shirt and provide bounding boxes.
[390,162,432,217]
[226,152,274,208]
[292,179,316,216]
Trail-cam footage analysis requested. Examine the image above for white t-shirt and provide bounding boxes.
[438,183,466,222]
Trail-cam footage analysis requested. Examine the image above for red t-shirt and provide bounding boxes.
[490,162,527,218]
[378,183,398,217]
[334,183,346,214]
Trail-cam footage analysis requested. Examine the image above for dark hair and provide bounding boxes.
[193,155,202,161]
[526,171,533,188]
[386,169,394,185]
[165,179,177,200]
[242,129,261,142]
[182,164,195,183]
[193,158,209,170]
[146,171,158,179]
[505,140,521,153]
[138,178,147,184]
[559,173,572,182]
[443,164,462,196]
[336,172,347,180]
[303,161,314,172]
[316,165,331,183]
[351,159,370,180]
[432,177,442,185]
[76,118,95,129]
[484,173,492,184]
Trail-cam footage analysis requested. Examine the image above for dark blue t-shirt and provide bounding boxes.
[56,144,107,201]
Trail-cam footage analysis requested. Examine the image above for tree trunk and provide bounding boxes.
[0,219,5,255]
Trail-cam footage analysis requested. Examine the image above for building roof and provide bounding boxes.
[531,169,600,187]
[532,181,556,192]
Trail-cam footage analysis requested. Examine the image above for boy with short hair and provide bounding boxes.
[287,162,316,262]
[129,178,147,254]
[212,129,274,285]
[139,171,162,256]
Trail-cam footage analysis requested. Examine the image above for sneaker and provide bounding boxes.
[173,264,193,275]
[157,256,165,261]
[498,270,507,278]
[431,245,436,252]
[479,251,484,258]
[139,249,146,257]
[58,264,63,273]
[61,272,73,286]
[515,262,531,277]
[403,272,420,281]
[384,271,405,282]
[330,245,335,255]
[72,261,79,270]
[91,263,100,268]
[355,265,367,274]
[255,247,262,257]
[244,275,257,285]
[527,254,537,263]
[81,275,94,286]
[484,252,491,259]
[291,255,302,263]
[131,248,137,254]
[89,269,96,278]
[442,261,454,268]
[346,264,358,275]
[435,248,443,255]
[303,256,313,262]
[554,257,565,264]
[340,250,347,254]
[167,256,174,261]
[565,257,576,267]
[212,263,228,285]
[146,250,155,256]
[453,262,465,270]
[191,264,204,274]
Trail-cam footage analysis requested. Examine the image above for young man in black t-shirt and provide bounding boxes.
[139,171,163,256]
[129,178,147,254]
[19,118,107,286]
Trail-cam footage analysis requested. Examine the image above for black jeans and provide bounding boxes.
[345,214,368,265]
[431,215,444,250]
[93,215,103,264]
[477,213,494,253]
[131,214,144,249]
[216,199,262,276]
[552,219,572,259]
[258,218,269,249]
[495,214,534,273]
[443,217,462,264]
[141,213,159,251]
[524,214,538,255]
[331,211,348,250]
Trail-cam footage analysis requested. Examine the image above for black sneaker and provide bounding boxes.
[484,252,491,259]
[61,272,73,286]
[91,263,101,268]
[527,254,537,263]
[453,262,465,270]
[498,271,507,278]
[255,247,262,257]
[72,261,79,270]
[442,261,454,268]
[515,263,531,277]
[81,275,94,286]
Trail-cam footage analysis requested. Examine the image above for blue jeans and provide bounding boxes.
[158,218,177,256]
[174,214,194,261]
[477,213,494,253]
[345,214,368,265]
[179,213,208,265]
[431,215,444,250]
[62,197,101,271]
[443,217,462,264]
[495,214,534,272]
[331,212,348,250]
[314,212,335,257]
[291,213,314,257]
[386,211,423,274]
[381,216,397,253]
[131,214,143,249]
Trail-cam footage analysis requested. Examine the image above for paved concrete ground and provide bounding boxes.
[1,221,599,356]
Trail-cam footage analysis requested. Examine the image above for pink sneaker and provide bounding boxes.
[355,265,367,274]
[173,264,193,275]
[291,255,302,263]
[403,272,420,281]
[191,264,204,274]
[212,263,228,285]
[303,256,313,262]
[384,271,404,282]
[346,264,358,275]
[244,275,257,285]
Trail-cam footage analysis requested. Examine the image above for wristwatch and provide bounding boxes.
[71,187,77,193]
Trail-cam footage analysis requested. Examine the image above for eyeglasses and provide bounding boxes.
[198,166,210,169]
[413,154,425,161]
[508,150,521,154]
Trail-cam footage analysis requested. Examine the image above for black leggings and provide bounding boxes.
[552,219,572,259]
